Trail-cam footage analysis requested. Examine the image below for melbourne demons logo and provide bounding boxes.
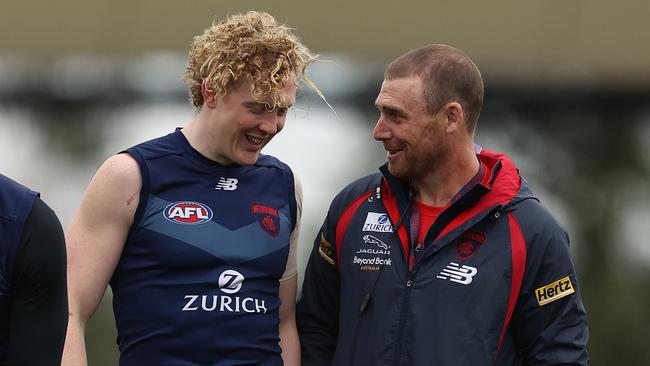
[455,230,486,260]
[163,201,213,225]
[251,204,280,237]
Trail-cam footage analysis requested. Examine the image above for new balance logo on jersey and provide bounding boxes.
[215,177,238,190]
[436,262,478,285]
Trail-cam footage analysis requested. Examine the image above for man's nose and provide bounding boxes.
[259,114,278,135]
[372,116,390,141]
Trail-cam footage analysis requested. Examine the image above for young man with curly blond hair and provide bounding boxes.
[63,11,319,365]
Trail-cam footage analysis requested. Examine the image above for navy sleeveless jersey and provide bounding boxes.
[0,175,38,363]
[111,129,297,366]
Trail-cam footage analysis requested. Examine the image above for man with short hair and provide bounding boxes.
[297,44,589,365]
[0,174,67,365]
[63,11,321,365]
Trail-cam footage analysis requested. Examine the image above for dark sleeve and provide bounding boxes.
[9,197,68,366]
[510,204,589,365]
[296,210,340,366]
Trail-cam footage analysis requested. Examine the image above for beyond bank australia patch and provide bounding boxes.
[354,234,392,271]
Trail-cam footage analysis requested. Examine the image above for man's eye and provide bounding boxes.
[278,107,289,116]
[386,110,400,120]
[249,105,267,114]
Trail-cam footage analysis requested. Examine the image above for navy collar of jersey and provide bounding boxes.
[173,127,244,169]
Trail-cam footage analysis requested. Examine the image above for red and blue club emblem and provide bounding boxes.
[251,204,280,237]
[455,230,486,260]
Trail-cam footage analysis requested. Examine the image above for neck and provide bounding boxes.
[414,143,479,206]
[181,108,225,164]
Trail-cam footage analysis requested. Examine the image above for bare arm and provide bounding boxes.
[278,173,302,365]
[61,154,141,366]
[279,275,300,366]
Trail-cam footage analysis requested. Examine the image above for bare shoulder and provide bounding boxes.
[94,153,141,191]
[80,153,142,223]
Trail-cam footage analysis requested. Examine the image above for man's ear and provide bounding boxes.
[444,102,465,134]
[202,80,217,108]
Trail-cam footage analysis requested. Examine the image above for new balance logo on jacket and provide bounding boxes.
[436,262,478,285]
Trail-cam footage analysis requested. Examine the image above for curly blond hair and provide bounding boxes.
[184,11,321,109]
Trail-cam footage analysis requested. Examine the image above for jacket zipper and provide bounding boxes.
[392,191,420,366]
[392,270,414,366]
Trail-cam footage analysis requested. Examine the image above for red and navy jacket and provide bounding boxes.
[297,149,588,366]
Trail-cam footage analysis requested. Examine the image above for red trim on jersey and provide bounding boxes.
[497,213,528,353]
[335,190,374,269]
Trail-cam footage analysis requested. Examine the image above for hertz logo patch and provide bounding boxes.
[535,276,575,306]
[318,233,335,266]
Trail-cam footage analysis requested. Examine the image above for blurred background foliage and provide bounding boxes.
[2,0,649,364]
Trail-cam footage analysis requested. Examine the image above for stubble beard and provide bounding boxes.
[391,143,447,181]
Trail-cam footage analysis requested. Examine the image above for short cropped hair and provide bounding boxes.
[184,11,319,109]
[385,44,484,132]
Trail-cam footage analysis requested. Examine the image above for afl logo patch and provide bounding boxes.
[163,201,213,225]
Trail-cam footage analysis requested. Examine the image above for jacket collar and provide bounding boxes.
[379,148,526,245]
